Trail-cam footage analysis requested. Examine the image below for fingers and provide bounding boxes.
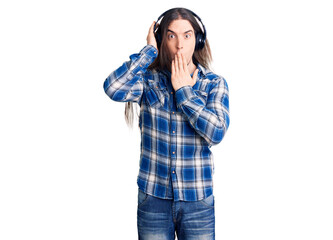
[181,53,187,72]
[147,21,158,49]
[149,21,159,36]
[149,21,155,33]
[174,52,187,73]
[173,53,192,76]
[174,53,179,74]
[171,58,175,74]
[177,53,184,72]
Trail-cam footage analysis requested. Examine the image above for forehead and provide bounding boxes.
[168,19,194,32]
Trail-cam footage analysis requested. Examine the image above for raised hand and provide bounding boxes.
[147,21,158,50]
[171,52,199,91]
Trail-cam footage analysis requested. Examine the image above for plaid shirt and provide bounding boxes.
[103,45,230,201]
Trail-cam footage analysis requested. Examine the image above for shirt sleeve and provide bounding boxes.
[103,45,158,103]
[175,77,230,147]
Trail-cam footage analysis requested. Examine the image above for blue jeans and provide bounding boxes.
[137,189,215,240]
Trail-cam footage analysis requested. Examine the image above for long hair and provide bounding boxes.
[125,8,213,128]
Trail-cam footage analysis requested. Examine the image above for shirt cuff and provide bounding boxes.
[128,45,158,74]
[175,85,196,107]
[140,45,158,60]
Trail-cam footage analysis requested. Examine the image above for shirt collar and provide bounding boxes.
[196,63,208,78]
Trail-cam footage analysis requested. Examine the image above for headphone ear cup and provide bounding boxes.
[195,32,204,50]
[155,27,162,49]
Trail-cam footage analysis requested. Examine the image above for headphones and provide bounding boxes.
[153,8,207,51]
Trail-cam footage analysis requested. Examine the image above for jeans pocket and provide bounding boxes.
[138,189,149,207]
[200,194,215,209]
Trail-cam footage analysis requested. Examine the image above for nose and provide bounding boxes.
[176,38,183,50]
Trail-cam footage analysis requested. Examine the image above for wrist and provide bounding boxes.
[175,85,195,107]
[174,84,191,92]
[147,43,158,51]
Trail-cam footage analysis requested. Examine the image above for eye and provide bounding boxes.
[168,34,175,39]
[185,34,191,39]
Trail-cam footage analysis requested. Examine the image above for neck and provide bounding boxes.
[187,60,197,75]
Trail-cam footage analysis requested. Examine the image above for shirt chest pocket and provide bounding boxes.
[145,79,167,108]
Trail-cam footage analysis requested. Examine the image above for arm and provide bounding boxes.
[103,21,158,103]
[103,45,157,103]
[175,77,230,147]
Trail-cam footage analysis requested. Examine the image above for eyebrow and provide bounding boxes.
[167,29,193,34]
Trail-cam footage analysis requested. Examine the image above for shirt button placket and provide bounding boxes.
[170,109,177,190]
[171,111,177,159]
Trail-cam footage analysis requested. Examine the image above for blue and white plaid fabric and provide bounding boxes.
[104,45,230,201]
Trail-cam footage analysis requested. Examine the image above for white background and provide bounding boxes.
[1,0,332,239]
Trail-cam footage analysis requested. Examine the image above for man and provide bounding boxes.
[103,8,230,240]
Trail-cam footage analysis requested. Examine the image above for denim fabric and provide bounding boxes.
[137,189,215,240]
